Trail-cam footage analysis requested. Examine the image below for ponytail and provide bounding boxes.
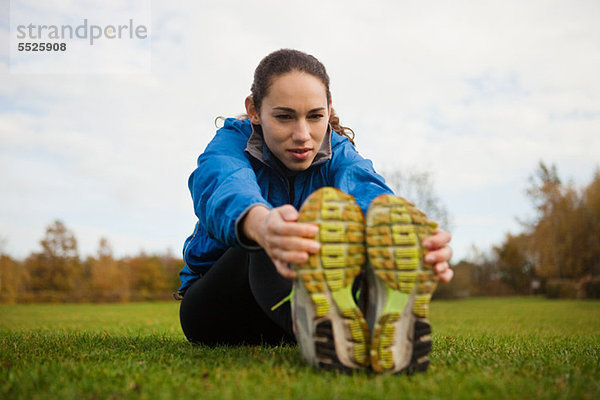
[329,108,355,146]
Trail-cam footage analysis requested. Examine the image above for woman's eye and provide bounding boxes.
[275,114,293,120]
[309,114,324,120]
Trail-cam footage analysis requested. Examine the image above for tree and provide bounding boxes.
[0,236,6,255]
[524,162,562,278]
[125,251,169,298]
[26,220,82,293]
[524,162,598,280]
[493,233,533,293]
[465,244,504,295]
[0,254,29,303]
[87,238,129,301]
[381,168,452,230]
[158,249,186,292]
[583,170,600,277]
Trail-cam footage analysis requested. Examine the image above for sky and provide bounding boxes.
[1,0,599,263]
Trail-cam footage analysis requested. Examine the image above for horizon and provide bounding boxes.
[2,0,600,263]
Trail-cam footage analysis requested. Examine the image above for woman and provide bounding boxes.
[179,49,453,373]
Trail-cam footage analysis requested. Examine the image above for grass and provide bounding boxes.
[1,297,599,400]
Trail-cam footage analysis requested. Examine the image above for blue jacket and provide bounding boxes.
[179,117,393,292]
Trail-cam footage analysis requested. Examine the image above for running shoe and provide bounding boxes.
[365,195,438,373]
[291,187,370,371]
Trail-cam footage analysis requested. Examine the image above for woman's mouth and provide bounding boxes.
[288,148,312,161]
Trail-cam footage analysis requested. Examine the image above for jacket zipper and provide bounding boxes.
[282,176,296,207]
[286,175,296,205]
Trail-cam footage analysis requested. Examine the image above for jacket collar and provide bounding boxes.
[245,123,332,170]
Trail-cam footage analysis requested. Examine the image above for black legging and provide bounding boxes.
[179,248,295,346]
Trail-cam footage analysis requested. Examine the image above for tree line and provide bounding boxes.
[496,162,600,297]
[437,162,600,299]
[1,162,598,303]
[0,221,183,303]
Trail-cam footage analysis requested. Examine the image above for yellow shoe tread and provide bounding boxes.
[292,187,369,367]
[368,195,439,372]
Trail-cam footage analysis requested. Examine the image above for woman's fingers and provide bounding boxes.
[263,206,320,280]
[422,229,451,249]
[266,205,317,237]
[270,219,319,238]
[424,245,453,264]
[277,204,300,222]
[264,214,315,238]
[422,229,454,283]
[266,235,320,255]
[427,246,454,283]
[269,245,312,264]
[434,262,454,283]
[273,259,296,280]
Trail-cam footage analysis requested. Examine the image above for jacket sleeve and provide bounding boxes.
[327,137,394,214]
[188,122,271,249]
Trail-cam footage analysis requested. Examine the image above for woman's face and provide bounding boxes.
[247,71,330,171]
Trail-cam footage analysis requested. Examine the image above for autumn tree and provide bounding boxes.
[524,162,600,280]
[25,220,82,293]
[0,248,29,303]
[493,233,533,293]
[124,252,170,299]
[2,220,186,303]
[87,238,130,301]
[158,250,186,292]
[583,170,600,277]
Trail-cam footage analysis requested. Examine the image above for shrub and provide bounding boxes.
[545,279,578,299]
[584,277,600,299]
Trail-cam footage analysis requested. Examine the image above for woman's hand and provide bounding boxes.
[244,205,454,283]
[423,229,454,283]
[242,205,321,279]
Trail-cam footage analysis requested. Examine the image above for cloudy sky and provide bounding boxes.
[1,0,599,263]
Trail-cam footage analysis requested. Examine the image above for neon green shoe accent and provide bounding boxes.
[367,194,440,373]
[290,187,370,369]
[331,286,369,365]
[330,286,356,312]
[270,288,294,312]
[381,286,409,317]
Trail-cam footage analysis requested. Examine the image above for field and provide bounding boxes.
[1,297,599,400]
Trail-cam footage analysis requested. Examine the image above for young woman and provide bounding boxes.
[179,49,453,373]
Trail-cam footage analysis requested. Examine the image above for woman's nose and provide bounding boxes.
[292,119,310,142]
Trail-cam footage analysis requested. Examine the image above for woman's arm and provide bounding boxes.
[189,121,270,248]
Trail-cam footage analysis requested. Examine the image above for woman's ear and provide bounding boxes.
[245,96,260,124]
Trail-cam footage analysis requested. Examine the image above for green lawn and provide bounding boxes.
[1,298,598,400]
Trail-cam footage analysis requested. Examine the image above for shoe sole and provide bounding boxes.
[366,195,438,373]
[291,187,370,370]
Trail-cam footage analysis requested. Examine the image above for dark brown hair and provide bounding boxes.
[248,49,355,145]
